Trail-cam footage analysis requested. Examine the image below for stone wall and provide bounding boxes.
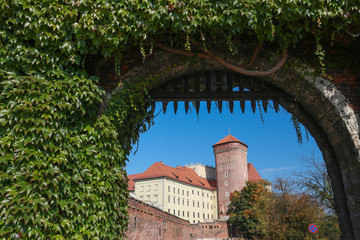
[126,197,229,240]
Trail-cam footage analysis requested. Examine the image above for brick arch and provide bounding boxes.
[115,49,360,239]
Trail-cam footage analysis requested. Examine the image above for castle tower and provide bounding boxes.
[213,134,248,219]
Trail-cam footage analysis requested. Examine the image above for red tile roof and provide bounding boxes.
[128,162,216,191]
[128,173,143,191]
[247,163,262,182]
[213,134,248,147]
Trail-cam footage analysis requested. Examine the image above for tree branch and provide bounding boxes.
[240,40,264,69]
[189,38,287,77]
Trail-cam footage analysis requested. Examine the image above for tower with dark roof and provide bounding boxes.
[213,134,249,219]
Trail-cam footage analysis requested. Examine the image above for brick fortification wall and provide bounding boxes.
[126,197,229,240]
[327,69,360,115]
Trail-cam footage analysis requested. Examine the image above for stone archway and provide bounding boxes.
[103,47,360,239]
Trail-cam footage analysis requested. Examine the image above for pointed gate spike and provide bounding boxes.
[218,101,222,113]
[251,100,256,113]
[262,100,268,113]
[273,100,279,113]
[174,101,178,114]
[207,101,211,113]
[229,101,234,113]
[151,101,156,115]
[240,100,245,113]
[195,101,200,115]
[162,102,168,114]
[185,101,189,114]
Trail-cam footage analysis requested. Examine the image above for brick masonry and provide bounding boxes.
[213,140,248,219]
[327,69,360,115]
[126,197,229,240]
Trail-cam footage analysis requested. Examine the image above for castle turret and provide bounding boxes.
[213,134,248,219]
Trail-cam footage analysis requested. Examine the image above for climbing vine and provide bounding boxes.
[0,0,359,239]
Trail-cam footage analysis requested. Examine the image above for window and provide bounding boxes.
[178,198,180,204]
[220,165,223,169]
[202,192,204,196]
[146,195,150,200]
[198,213,200,218]
[192,190,194,194]
[208,214,209,219]
[225,181,228,186]
[210,196,212,200]
[203,213,205,219]
[183,211,185,216]
[140,186,144,192]
[193,201,195,207]
[154,194,158,202]
[147,185,151,191]
[187,191,189,196]
[197,201,199,208]
[225,172,228,178]
[207,193,209,197]
[207,203,209,209]
[178,189,180,194]
[182,190,184,195]
[173,210,175,215]
[211,214,213,219]
[187,211,189,217]
[182,199,184,205]
[187,200,189,206]
[178,210,180,216]
[226,192,229,197]
[197,191,200,196]
[227,164,230,168]
[173,197,175,203]
[168,186,170,192]
[193,212,195,217]
[140,195,143,199]
[173,187,175,193]
[154,184,158,191]
[168,209,170,213]
[168,196,170,203]
[203,202,204,208]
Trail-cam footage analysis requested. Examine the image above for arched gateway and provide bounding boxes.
[98,45,360,239]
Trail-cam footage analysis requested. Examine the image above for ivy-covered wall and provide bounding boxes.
[0,0,359,239]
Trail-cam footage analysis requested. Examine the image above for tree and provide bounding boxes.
[295,152,341,239]
[295,152,336,214]
[227,180,270,239]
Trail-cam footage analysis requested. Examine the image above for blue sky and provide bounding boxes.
[126,101,322,182]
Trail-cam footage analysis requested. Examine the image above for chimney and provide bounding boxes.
[176,165,181,169]
[160,161,164,165]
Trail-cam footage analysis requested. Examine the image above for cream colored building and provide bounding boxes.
[129,161,218,223]
[128,134,263,223]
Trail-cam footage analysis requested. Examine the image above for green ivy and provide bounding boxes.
[0,0,359,238]
[0,74,133,239]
